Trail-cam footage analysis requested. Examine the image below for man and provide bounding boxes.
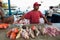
[47,6,54,22]
[18,2,51,24]
[0,2,14,24]
[0,2,5,19]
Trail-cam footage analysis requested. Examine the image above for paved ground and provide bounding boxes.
[0,24,60,40]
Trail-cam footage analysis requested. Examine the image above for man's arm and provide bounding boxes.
[17,12,30,22]
[39,11,51,25]
[43,16,49,23]
[43,16,52,25]
[17,15,25,22]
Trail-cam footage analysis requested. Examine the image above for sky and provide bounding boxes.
[3,0,60,14]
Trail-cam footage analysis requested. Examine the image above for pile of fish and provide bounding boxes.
[7,25,40,40]
[42,27,60,37]
[7,25,60,40]
[0,23,9,29]
[7,28,19,40]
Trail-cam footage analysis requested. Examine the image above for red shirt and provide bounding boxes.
[24,10,43,24]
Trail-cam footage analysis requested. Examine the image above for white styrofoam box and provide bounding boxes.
[14,19,30,25]
[19,19,30,24]
[39,18,44,24]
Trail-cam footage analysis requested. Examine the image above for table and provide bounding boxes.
[0,23,60,40]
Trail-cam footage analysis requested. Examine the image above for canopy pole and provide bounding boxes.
[8,0,11,16]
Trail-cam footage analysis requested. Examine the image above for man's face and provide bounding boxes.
[34,6,39,10]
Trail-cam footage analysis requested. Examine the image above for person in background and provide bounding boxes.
[17,2,51,24]
[47,6,54,22]
[0,2,14,24]
[0,2,5,20]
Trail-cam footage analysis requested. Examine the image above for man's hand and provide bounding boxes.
[43,16,52,25]
[17,20,20,23]
[47,22,52,25]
